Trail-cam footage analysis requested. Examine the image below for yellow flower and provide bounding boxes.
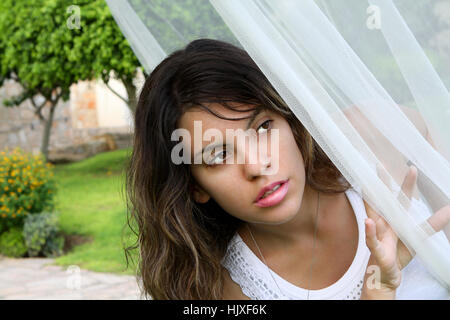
[4,186,9,191]
[11,213,15,218]
[18,188,22,193]
[1,214,6,218]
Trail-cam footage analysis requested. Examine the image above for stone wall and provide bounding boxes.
[0,79,133,163]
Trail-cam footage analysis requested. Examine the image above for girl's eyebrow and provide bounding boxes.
[245,108,263,130]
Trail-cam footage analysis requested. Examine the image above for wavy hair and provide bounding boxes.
[124,39,350,300]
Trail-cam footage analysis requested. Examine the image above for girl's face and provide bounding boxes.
[178,103,307,225]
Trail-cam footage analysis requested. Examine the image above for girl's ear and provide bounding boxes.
[193,184,211,204]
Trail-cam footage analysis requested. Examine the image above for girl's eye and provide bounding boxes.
[207,150,231,166]
[256,120,273,134]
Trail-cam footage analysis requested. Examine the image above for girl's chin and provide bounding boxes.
[253,199,298,223]
[260,214,296,225]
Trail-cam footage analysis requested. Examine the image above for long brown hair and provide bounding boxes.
[124,39,350,300]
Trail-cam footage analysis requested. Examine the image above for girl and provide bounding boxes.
[125,38,448,300]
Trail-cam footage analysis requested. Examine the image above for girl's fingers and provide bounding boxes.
[398,165,418,210]
[365,218,385,263]
[363,200,382,224]
[367,164,417,222]
[425,205,450,234]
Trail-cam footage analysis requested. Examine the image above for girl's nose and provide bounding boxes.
[243,148,272,180]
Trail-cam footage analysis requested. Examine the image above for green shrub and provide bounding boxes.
[0,147,57,230]
[0,226,27,257]
[23,211,65,257]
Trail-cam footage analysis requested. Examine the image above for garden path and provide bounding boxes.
[0,256,143,299]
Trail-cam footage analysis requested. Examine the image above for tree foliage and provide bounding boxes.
[0,0,142,161]
[0,0,141,99]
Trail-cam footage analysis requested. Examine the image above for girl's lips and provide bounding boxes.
[254,180,289,208]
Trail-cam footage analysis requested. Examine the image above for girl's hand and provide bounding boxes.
[361,165,450,299]
[363,166,417,292]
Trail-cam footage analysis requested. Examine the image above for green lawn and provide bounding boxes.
[52,148,138,275]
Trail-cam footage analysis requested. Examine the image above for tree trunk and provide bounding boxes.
[122,78,137,117]
[40,100,57,162]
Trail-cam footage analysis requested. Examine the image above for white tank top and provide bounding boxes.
[221,188,449,300]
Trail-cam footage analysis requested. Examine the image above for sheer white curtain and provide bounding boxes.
[106,0,450,289]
